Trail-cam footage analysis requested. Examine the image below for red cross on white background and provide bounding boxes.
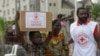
[34,13,38,20]
[34,15,38,19]
[80,37,85,42]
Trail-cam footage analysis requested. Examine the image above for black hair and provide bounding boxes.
[52,19,60,26]
[29,31,40,39]
[57,14,64,19]
[77,7,89,15]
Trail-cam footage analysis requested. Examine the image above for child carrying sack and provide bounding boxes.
[4,44,18,56]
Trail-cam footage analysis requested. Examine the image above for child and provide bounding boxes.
[28,31,46,56]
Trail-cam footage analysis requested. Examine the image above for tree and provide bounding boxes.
[5,20,15,29]
[0,17,6,56]
[91,1,100,20]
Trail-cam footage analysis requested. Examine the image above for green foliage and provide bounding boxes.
[0,17,5,37]
[5,20,15,29]
[91,2,100,20]
[0,17,6,56]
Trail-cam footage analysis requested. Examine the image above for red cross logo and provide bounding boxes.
[80,37,85,42]
[34,15,38,19]
[77,33,89,45]
[78,34,88,45]
[34,13,39,20]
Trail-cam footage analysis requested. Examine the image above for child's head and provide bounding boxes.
[29,31,43,45]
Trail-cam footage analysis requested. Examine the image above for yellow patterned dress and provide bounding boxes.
[46,33,65,56]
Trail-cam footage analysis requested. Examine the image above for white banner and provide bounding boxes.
[25,12,46,28]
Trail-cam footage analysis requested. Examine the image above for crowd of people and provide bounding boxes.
[4,7,100,56]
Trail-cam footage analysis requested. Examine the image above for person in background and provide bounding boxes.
[67,11,74,26]
[45,19,69,56]
[69,7,100,56]
[57,14,70,56]
[4,11,27,56]
[4,28,26,56]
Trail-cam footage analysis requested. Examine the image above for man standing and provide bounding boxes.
[69,7,100,56]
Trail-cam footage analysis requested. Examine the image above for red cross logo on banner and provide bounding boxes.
[34,13,39,20]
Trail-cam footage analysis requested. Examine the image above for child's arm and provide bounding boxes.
[15,11,25,46]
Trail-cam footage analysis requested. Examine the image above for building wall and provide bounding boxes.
[48,0,58,20]
[0,0,91,21]
[0,0,3,17]
[40,0,47,12]
[20,0,30,11]
[1,0,16,21]
[0,0,34,21]
[40,0,83,20]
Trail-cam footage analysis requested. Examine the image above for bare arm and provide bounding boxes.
[15,11,25,46]
[44,31,52,45]
[94,25,100,49]
[94,33,100,49]
[68,38,74,45]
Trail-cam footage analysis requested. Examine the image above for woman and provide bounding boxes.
[46,19,68,56]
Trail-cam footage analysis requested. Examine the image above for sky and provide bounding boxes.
[91,0,99,3]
